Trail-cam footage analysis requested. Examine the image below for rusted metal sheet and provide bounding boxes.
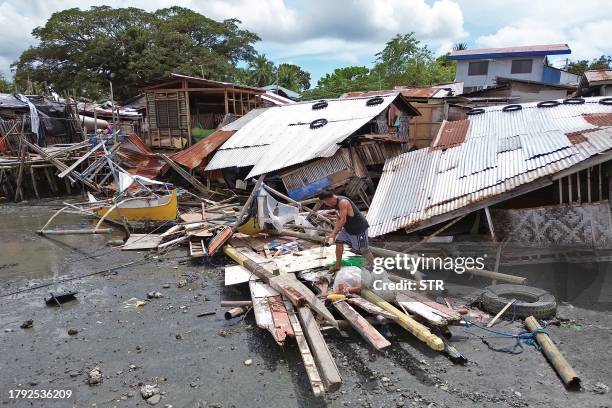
[172,130,235,169]
[582,113,612,127]
[366,97,612,237]
[431,119,469,149]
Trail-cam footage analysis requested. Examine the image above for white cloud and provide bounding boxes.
[472,1,612,64]
[0,0,467,79]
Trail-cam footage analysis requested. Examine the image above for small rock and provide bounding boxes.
[593,382,609,394]
[87,367,102,385]
[147,291,164,299]
[129,364,138,370]
[140,384,160,399]
[244,359,253,366]
[162,284,171,289]
[146,394,161,405]
[175,334,182,340]
[69,371,80,378]
[106,239,124,246]
[20,320,33,329]
[381,377,390,382]
[4,328,14,333]
[176,279,187,288]
[514,391,522,397]
[68,328,79,336]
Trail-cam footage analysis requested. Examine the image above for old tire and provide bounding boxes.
[481,284,556,319]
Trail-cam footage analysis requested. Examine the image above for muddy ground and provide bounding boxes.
[0,201,611,408]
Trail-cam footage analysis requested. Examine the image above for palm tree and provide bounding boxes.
[248,53,275,87]
[453,42,468,51]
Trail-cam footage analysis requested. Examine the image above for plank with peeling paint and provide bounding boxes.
[333,301,391,350]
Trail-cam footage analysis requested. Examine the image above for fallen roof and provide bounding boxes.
[448,44,571,60]
[366,97,612,237]
[0,93,27,109]
[172,108,269,169]
[205,93,419,178]
[343,83,463,100]
[263,85,301,100]
[260,91,294,106]
[584,70,612,85]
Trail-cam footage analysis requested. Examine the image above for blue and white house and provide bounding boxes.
[448,44,580,93]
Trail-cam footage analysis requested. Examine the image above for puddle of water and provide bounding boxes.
[0,202,123,282]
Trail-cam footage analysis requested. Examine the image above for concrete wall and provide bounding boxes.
[456,56,545,89]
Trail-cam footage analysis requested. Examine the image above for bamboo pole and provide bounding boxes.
[361,289,444,351]
[524,316,581,389]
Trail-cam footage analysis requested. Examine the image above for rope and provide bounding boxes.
[462,319,547,355]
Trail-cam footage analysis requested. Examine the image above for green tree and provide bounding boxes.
[0,73,14,93]
[248,53,275,87]
[566,55,612,75]
[12,6,260,99]
[303,66,372,99]
[277,63,311,91]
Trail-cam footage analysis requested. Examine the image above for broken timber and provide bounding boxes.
[333,300,391,350]
[158,153,208,194]
[223,245,338,328]
[346,296,397,320]
[248,280,293,345]
[297,306,342,392]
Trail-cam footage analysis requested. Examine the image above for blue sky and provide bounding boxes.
[1,0,611,85]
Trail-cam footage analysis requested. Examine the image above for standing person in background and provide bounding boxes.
[317,189,374,272]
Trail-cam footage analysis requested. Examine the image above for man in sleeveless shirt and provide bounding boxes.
[317,189,374,272]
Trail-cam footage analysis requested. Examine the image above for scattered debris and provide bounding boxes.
[45,291,78,306]
[20,319,33,329]
[67,328,79,335]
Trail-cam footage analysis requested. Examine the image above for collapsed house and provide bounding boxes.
[137,74,266,150]
[194,93,420,203]
[577,70,612,97]
[0,93,82,152]
[78,101,143,135]
[366,97,612,249]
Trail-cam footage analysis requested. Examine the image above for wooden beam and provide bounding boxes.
[484,207,497,243]
[158,153,208,194]
[297,306,342,392]
[58,142,102,178]
[233,174,265,230]
[333,300,391,350]
[286,302,325,396]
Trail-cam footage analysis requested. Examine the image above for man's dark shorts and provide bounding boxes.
[335,229,369,254]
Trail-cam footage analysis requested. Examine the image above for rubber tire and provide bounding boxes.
[481,284,557,319]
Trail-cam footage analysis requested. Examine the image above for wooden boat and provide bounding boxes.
[94,189,178,222]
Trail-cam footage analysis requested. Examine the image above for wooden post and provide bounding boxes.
[297,306,342,392]
[484,207,497,242]
[569,174,573,203]
[486,299,515,327]
[29,166,39,198]
[598,164,602,201]
[224,89,229,114]
[577,170,581,204]
[524,316,580,389]
[587,167,591,203]
[559,178,563,204]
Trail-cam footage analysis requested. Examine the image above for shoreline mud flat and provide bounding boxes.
[0,202,611,408]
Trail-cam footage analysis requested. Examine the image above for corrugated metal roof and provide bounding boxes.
[260,91,294,106]
[448,44,571,60]
[205,93,416,177]
[367,97,612,237]
[343,86,452,99]
[584,70,612,84]
[0,93,28,109]
[431,120,469,149]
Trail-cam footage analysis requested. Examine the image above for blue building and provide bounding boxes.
[448,44,580,93]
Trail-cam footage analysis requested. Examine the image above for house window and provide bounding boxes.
[511,59,532,74]
[155,100,179,129]
[468,61,488,76]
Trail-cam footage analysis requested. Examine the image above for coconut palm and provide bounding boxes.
[248,53,275,87]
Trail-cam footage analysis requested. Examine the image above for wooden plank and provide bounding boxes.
[224,245,337,328]
[333,301,391,350]
[122,234,163,250]
[297,306,342,392]
[396,294,448,326]
[346,296,397,320]
[225,264,257,286]
[273,246,356,273]
[249,281,293,346]
[286,301,325,397]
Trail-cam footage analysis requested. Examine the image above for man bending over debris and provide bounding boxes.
[318,189,374,272]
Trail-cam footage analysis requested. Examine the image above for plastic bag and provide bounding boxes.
[332,266,363,293]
